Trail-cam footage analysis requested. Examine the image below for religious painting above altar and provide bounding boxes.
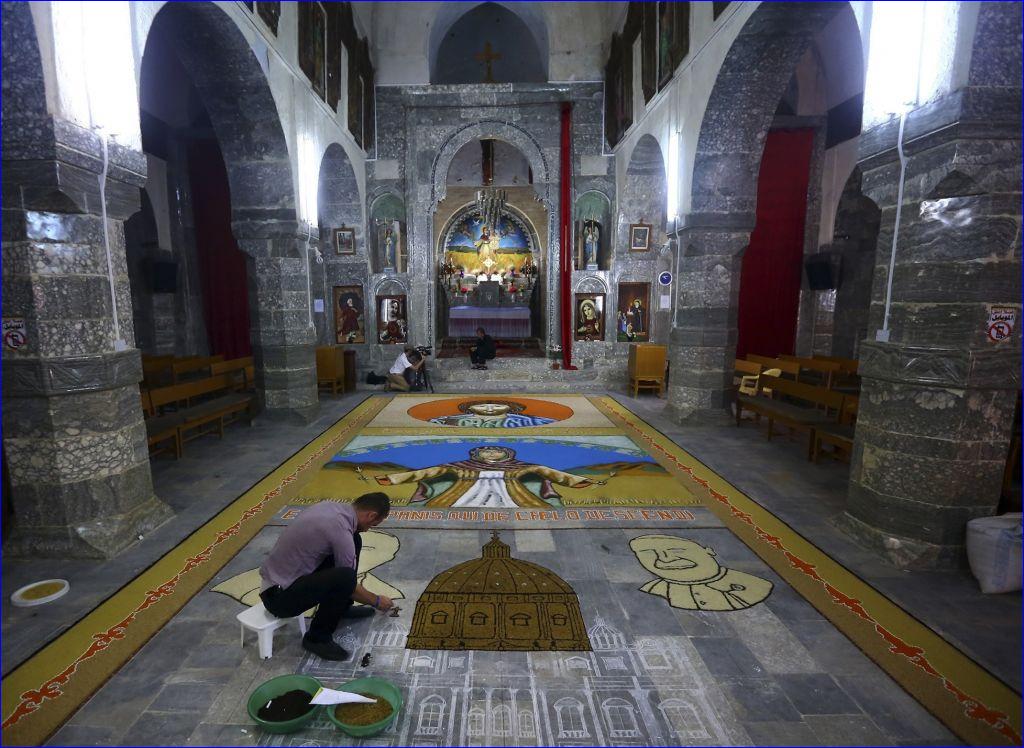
[442,208,535,279]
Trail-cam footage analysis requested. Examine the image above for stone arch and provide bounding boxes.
[432,121,551,207]
[429,2,549,84]
[669,2,857,424]
[573,276,609,294]
[2,3,50,159]
[318,143,362,242]
[142,2,314,420]
[622,134,668,242]
[828,166,881,359]
[313,143,361,344]
[689,2,847,225]
[142,2,297,247]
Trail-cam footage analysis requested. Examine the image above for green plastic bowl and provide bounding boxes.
[325,676,404,737]
[246,673,323,734]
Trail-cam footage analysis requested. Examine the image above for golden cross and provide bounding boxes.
[474,41,501,83]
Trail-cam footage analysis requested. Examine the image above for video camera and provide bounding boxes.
[414,345,433,357]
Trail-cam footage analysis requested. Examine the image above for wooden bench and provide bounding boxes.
[812,395,859,463]
[141,389,183,459]
[144,375,253,455]
[746,355,801,382]
[780,355,843,389]
[211,356,254,393]
[171,355,225,384]
[736,376,846,459]
[812,355,859,374]
[316,346,346,395]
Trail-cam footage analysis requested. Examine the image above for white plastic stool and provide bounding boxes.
[237,602,308,659]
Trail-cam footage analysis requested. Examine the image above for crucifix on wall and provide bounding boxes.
[474,41,501,83]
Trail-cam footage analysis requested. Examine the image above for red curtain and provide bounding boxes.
[736,129,814,360]
[559,103,577,370]
[188,139,252,360]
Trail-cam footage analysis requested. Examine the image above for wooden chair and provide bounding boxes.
[316,346,345,395]
[628,344,667,397]
[734,359,762,396]
[812,394,859,463]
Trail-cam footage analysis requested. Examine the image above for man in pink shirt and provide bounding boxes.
[259,493,395,661]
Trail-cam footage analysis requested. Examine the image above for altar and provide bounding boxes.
[448,306,532,338]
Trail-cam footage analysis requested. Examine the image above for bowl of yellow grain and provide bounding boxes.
[326,676,403,737]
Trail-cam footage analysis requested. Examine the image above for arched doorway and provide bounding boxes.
[139,3,314,420]
[618,134,670,345]
[670,1,861,422]
[434,138,547,358]
[316,143,362,347]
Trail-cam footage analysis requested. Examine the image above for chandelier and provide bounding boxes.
[475,187,507,230]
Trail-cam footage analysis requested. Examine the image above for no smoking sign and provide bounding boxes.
[986,307,1016,343]
[2,318,27,351]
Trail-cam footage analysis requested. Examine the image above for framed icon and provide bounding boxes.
[629,223,651,252]
[333,285,365,344]
[377,294,408,345]
[334,227,356,255]
[574,293,606,342]
[617,282,650,342]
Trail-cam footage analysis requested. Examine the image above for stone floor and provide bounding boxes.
[3,388,1018,746]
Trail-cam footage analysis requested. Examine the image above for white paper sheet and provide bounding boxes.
[309,687,378,705]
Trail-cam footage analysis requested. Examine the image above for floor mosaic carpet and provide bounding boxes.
[2,395,1019,746]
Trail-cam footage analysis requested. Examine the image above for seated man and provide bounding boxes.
[386,347,424,391]
[259,493,395,661]
[469,326,496,370]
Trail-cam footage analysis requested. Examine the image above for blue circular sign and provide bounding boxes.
[658,271,673,286]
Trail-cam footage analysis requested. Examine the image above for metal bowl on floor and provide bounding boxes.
[325,676,403,737]
[246,673,323,734]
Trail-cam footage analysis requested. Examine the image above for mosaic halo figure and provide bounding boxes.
[376,445,606,508]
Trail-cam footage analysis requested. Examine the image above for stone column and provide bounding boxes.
[667,222,750,424]
[235,218,318,423]
[840,89,1022,565]
[2,121,173,558]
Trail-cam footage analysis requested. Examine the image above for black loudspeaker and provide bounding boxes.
[151,260,178,293]
[805,253,842,290]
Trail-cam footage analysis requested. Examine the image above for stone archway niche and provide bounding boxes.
[669,1,849,424]
[143,3,314,422]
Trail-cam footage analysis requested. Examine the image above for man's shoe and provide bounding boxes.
[302,635,350,661]
[342,605,376,620]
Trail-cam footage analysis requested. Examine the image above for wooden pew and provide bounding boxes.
[813,355,859,374]
[736,376,846,459]
[171,355,225,384]
[746,355,801,381]
[211,356,255,393]
[780,356,843,389]
[140,389,183,459]
[146,374,254,451]
[812,394,859,463]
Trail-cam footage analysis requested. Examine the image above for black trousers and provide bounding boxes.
[470,349,490,365]
[260,534,361,641]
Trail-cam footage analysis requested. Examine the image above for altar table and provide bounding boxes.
[447,306,531,337]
